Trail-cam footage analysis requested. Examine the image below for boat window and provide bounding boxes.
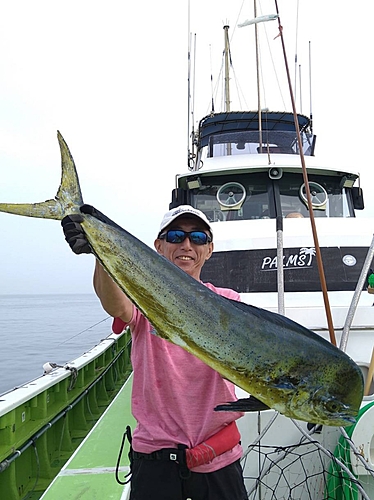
[186,171,354,222]
[207,131,314,158]
[188,172,271,222]
[279,173,354,218]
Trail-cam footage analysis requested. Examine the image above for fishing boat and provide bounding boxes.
[166,12,374,500]
[173,107,374,499]
[1,5,374,500]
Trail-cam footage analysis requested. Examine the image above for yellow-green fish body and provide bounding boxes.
[0,132,364,426]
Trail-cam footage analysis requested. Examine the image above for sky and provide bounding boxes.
[0,0,373,295]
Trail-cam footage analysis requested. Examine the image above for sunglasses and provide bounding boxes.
[159,229,212,245]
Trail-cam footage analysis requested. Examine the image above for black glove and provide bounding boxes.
[61,213,92,255]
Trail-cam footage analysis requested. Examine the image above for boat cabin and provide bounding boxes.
[172,111,364,222]
[169,111,367,296]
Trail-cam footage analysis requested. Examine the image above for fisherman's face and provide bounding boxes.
[154,216,213,280]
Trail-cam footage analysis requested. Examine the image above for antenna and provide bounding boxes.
[294,0,300,101]
[192,32,197,128]
[299,64,302,113]
[187,31,192,168]
[187,0,192,168]
[209,44,215,113]
[309,41,313,133]
[187,33,197,170]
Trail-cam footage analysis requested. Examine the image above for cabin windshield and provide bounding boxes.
[186,171,354,222]
[207,131,314,158]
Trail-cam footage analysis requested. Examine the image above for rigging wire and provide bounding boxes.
[251,1,287,110]
[231,65,249,110]
[229,0,246,44]
[207,49,225,116]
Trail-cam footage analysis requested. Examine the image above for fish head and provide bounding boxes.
[291,391,358,427]
[285,365,364,427]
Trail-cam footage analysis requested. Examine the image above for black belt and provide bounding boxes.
[132,448,180,461]
[132,446,191,479]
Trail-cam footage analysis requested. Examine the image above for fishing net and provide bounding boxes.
[240,403,374,500]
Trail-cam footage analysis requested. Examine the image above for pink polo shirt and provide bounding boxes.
[113,282,243,473]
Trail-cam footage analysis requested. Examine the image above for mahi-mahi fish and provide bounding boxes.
[0,132,364,426]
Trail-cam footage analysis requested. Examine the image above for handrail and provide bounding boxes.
[0,343,130,473]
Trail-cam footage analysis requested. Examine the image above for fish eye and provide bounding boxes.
[324,399,342,414]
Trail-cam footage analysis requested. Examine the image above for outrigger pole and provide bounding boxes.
[273,0,337,346]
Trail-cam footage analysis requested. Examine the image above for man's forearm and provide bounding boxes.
[93,261,133,321]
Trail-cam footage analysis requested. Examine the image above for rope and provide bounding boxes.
[56,316,111,346]
[115,425,133,485]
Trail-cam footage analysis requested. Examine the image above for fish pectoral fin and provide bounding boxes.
[214,396,270,412]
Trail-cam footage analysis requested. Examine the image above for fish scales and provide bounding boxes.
[0,132,364,426]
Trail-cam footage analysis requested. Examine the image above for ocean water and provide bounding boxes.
[0,294,113,395]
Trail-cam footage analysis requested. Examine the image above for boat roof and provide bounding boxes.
[197,111,311,148]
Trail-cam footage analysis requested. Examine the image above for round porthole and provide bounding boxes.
[216,182,246,209]
[299,182,328,208]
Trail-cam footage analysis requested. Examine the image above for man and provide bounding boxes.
[62,205,247,500]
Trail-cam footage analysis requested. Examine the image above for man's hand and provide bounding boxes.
[61,214,92,254]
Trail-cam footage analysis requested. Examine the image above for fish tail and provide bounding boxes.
[0,131,84,220]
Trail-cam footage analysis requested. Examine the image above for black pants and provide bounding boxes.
[129,458,247,500]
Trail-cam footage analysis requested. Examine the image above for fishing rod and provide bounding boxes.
[273,0,336,346]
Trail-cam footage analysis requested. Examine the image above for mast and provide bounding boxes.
[254,0,263,153]
[223,24,231,112]
[223,25,232,156]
